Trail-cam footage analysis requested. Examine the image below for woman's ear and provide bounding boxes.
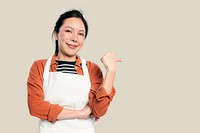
[53,31,58,40]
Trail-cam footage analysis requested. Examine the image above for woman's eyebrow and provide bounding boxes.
[64,26,85,32]
[64,26,73,29]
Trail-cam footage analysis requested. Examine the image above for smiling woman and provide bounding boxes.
[27,9,122,133]
[54,17,86,61]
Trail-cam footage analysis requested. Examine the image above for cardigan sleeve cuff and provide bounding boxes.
[47,104,63,123]
[96,86,116,101]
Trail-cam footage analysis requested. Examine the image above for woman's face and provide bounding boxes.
[55,17,86,61]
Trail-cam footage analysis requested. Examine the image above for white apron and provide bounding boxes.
[39,56,95,133]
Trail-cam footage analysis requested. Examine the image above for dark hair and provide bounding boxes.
[53,9,89,54]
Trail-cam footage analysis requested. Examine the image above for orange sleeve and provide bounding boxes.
[27,60,63,123]
[87,62,116,119]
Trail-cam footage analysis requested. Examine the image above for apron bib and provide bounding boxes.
[39,56,95,133]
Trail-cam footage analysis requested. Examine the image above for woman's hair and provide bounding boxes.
[53,9,88,55]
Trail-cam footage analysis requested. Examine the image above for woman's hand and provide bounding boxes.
[78,105,92,119]
[100,52,123,72]
[57,105,92,120]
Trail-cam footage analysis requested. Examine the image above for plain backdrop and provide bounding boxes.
[0,0,200,133]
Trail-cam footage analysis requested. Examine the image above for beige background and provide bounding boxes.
[0,0,200,133]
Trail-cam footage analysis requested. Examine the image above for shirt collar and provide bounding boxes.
[50,53,82,68]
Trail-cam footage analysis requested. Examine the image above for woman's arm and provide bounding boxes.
[57,105,92,120]
[27,60,63,123]
[100,52,123,94]
[88,52,122,119]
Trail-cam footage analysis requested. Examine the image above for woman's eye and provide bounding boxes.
[65,30,72,33]
[79,33,85,36]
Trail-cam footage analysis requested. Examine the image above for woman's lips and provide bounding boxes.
[67,43,77,49]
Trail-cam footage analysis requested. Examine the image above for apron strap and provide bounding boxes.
[81,57,89,78]
[43,55,53,83]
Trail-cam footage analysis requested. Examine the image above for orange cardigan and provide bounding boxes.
[27,54,116,123]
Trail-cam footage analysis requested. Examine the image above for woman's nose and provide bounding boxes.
[71,33,78,42]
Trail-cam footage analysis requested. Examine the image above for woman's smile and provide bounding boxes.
[66,43,78,49]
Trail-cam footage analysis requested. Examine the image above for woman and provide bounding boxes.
[27,9,122,133]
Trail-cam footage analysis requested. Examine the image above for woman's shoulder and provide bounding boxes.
[86,60,102,74]
[86,60,99,69]
[30,58,48,72]
[33,58,47,66]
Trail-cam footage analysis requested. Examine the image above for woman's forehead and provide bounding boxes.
[62,18,85,30]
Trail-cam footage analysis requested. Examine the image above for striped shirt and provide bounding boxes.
[56,60,77,74]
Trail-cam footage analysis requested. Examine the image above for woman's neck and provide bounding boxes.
[57,54,77,62]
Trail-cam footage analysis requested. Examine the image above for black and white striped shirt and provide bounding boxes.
[56,60,77,74]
